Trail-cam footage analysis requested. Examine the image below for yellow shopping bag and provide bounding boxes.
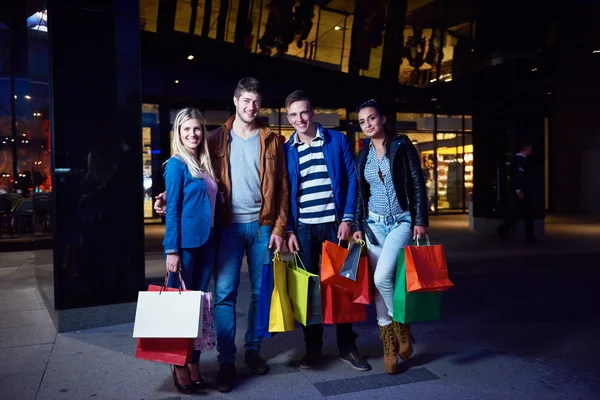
[268,252,295,332]
[287,254,322,326]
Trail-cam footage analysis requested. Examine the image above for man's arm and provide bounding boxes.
[273,139,289,238]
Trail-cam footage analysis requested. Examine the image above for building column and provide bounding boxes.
[45,0,145,331]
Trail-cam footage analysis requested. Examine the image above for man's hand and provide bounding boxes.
[154,192,167,216]
[269,234,284,252]
[413,225,427,241]
[337,222,352,241]
[165,253,180,273]
[352,231,363,242]
[516,191,524,200]
[287,232,300,253]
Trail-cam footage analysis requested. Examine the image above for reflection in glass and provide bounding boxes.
[140,0,160,32]
[0,75,13,193]
[14,78,51,197]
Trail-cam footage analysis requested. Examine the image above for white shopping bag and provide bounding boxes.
[132,289,203,338]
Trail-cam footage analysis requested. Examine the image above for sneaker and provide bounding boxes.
[245,350,269,375]
[298,351,322,369]
[340,351,372,371]
[216,362,236,393]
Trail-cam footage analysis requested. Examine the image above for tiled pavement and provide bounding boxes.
[1,215,600,399]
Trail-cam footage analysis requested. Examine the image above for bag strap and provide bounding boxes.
[293,252,308,271]
[160,270,187,293]
[348,239,365,250]
[413,235,431,246]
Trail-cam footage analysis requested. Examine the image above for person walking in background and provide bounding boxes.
[284,90,371,372]
[162,107,219,394]
[352,99,429,375]
[497,140,537,242]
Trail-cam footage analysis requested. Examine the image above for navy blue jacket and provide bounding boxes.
[162,156,212,252]
[285,124,357,232]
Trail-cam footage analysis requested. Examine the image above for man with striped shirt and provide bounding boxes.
[284,90,371,371]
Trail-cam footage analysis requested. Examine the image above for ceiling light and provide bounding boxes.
[334,26,341,31]
[187,55,194,60]
[175,80,179,84]
[531,68,538,72]
[593,50,600,54]
[25,95,31,99]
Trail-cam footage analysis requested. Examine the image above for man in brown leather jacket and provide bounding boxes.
[155,77,288,393]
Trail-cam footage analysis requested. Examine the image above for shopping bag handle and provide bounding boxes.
[273,251,282,262]
[348,239,365,250]
[160,270,187,294]
[293,252,308,271]
[413,235,431,246]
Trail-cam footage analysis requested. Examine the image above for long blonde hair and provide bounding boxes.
[167,107,216,181]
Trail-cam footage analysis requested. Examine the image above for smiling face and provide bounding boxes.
[179,118,203,152]
[233,91,261,124]
[286,100,314,135]
[358,106,386,139]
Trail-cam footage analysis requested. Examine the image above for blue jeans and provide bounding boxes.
[365,211,412,326]
[167,229,216,363]
[295,222,357,356]
[214,222,273,364]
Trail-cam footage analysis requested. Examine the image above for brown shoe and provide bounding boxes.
[379,324,398,374]
[392,321,414,360]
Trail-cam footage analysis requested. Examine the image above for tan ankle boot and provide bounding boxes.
[379,324,398,374]
[392,321,413,360]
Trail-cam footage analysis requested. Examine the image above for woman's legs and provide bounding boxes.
[366,220,412,326]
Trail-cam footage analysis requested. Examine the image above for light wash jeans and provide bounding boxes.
[214,222,273,364]
[365,210,413,327]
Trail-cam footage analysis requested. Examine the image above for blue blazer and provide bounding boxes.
[162,156,212,253]
[285,124,357,232]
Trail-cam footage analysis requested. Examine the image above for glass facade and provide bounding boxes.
[0,7,52,237]
[142,0,471,86]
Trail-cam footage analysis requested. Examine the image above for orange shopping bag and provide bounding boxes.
[404,236,454,293]
[352,252,372,305]
[320,240,356,292]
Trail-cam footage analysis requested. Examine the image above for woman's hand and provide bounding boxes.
[413,226,427,240]
[166,253,181,273]
[352,231,364,242]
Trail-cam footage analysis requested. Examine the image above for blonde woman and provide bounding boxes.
[163,108,219,394]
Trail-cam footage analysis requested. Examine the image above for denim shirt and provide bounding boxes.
[364,143,403,216]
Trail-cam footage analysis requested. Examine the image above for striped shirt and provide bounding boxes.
[292,127,336,224]
[365,142,403,216]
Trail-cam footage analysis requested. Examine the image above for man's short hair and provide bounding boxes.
[234,77,262,98]
[285,90,312,110]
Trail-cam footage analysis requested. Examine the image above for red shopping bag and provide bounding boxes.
[321,283,367,324]
[321,241,356,292]
[352,255,372,305]
[404,239,454,293]
[135,284,193,365]
[136,338,192,366]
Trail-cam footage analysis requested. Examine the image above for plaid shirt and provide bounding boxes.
[364,142,403,216]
